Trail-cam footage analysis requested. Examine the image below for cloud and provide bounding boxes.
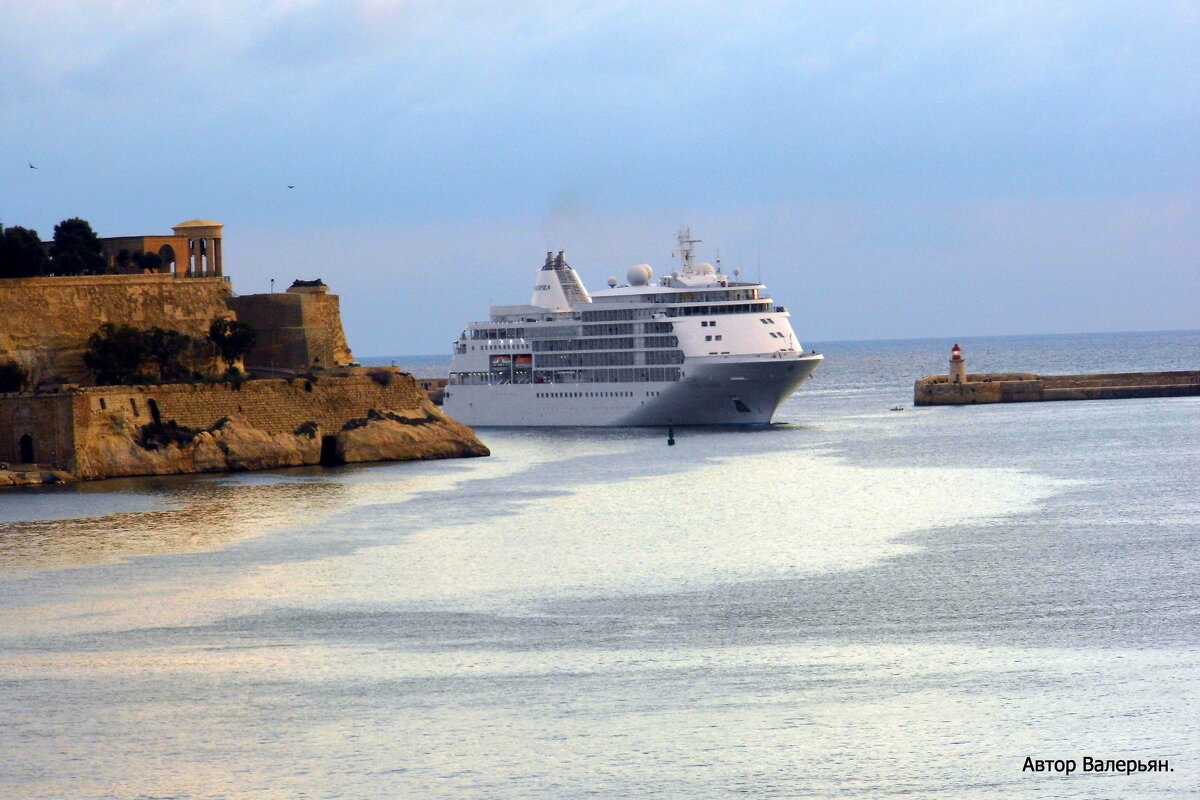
[2,1,1197,349]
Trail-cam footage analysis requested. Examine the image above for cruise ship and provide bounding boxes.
[443,229,823,426]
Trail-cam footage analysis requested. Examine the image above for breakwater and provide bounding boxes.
[915,370,1200,406]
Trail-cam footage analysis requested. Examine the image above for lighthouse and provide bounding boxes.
[949,343,966,384]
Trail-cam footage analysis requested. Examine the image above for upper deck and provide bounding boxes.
[450,228,812,386]
[481,283,780,327]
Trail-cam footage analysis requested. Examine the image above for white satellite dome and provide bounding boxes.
[696,262,716,276]
[607,276,618,287]
[627,264,653,286]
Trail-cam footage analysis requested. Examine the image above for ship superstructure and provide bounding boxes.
[442,229,823,426]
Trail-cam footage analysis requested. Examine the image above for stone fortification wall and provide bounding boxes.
[915,371,1200,406]
[0,271,487,487]
[0,391,75,468]
[301,291,353,367]
[229,291,354,372]
[56,372,488,481]
[2,372,489,485]
[78,373,427,436]
[0,274,232,385]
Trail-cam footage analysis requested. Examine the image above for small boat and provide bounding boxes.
[890,405,905,411]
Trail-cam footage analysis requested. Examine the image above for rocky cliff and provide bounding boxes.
[71,396,487,480]
[1,373,489,486]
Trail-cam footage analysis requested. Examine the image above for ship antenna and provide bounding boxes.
[677,226,701,275]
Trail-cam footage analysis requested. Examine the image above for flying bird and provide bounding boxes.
[287,184,294,189]
[28,162,37,169]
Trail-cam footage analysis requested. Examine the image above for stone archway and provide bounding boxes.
[172,220,224,277]
[157,244,177,275]
[19,434,34,464]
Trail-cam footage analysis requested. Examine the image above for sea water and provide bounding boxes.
[1,331,1197,799]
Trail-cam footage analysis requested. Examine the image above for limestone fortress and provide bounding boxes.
[0,220,487,486]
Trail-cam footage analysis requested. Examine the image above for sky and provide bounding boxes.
[2,0,1197,356]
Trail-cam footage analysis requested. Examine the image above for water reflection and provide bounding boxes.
[0,470,355,572]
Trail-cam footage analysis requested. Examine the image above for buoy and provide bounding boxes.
[667,426,675,446]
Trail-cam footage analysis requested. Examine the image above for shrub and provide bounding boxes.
[208,319,257,368]
[368,368,395,387]
[139,420,200,451]
[146,327,194,382]
[84,323,151,385]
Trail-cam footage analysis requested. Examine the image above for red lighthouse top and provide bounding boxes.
[950,343,962,361]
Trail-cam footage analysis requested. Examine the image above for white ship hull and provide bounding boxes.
[443,230,824,428]
[444,353,822,427]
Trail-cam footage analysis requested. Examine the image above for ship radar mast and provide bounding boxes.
[675,226,701,275]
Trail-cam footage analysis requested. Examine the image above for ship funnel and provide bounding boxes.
[531,249,592,310]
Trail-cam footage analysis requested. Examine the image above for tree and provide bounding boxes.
[113,249,164,274]
[114,248,132,272]
[146,327,193,382]
[208,319,257,369]
[50,217,105,275]
[0,361,27,393]
[84,323,152,384]
[0,225,49,278]
[132,251,164,273]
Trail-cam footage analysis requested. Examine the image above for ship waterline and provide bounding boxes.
[443,229,823,426]
[447,354,822,426]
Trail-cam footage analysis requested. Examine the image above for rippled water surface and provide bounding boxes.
[2,332,1197,798]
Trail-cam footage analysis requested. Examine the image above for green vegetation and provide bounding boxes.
[0,225,49,278]
[84,324,196,385]
[84,323,153,384]
[293,421,319,437]
[138,419,200,451]
[1,217,168,278]
[367,367,395,386]
[49,218,105,275]
[208,319,257,369]
[146,327,195,382]
[115,248,165,273]
[341,409,437,431]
